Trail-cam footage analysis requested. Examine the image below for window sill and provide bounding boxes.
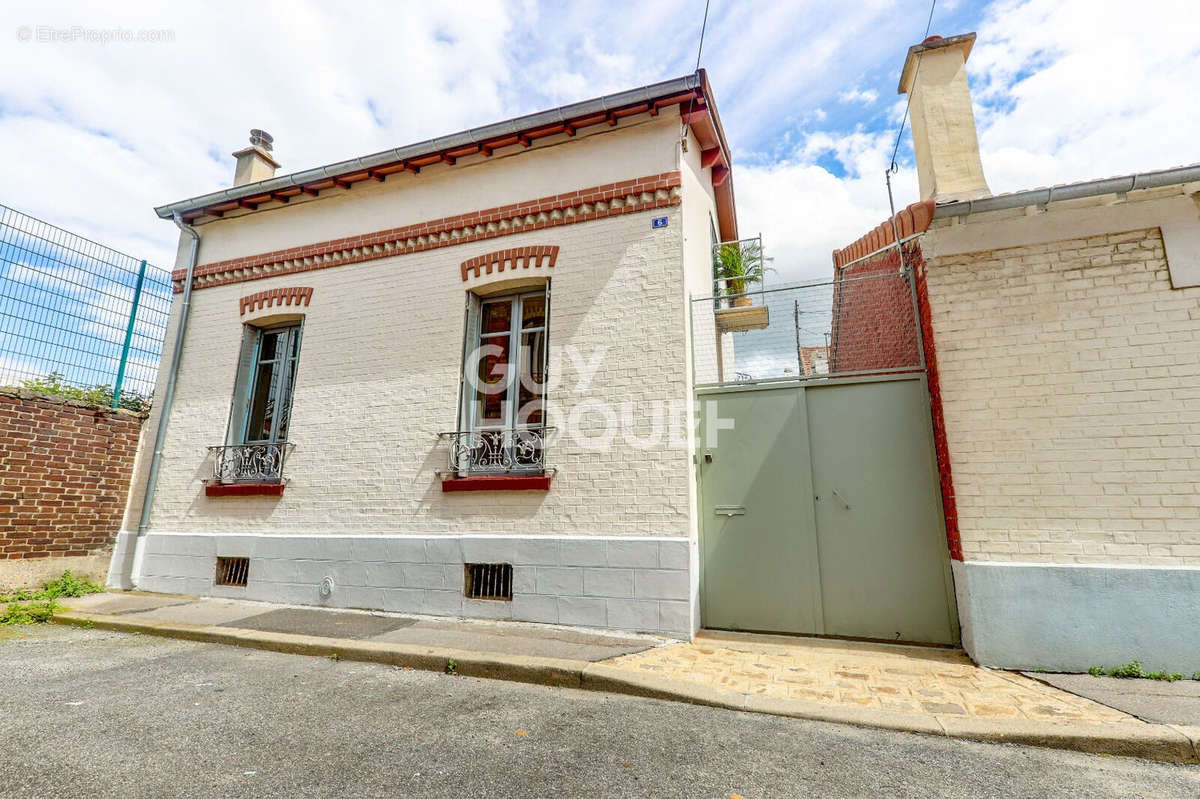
[441,475,551,492]
[205,482,286,497]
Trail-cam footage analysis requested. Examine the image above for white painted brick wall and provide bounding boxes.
[927,227,1200,566]
[139,208,692,539]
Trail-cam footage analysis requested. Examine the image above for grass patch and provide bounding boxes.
[1,600,58,625]
[1088,661,1186,681]
[0,569,104,604]
[0,570,104,626]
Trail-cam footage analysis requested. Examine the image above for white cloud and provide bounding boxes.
[970,0,1200,194]
[0,0,517,268]
[0,0,926,278]
[737,132,918,282]
[736,0,1200,284]
[0,0,1196,304]
[838,87,879,105]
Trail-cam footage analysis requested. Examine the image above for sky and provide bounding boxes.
[1,0,1198,286]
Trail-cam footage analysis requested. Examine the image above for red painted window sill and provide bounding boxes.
[441,475,551,492]
[205,482,286,497]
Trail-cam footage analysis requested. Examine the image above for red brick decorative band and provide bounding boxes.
[239,286,313,315]
[461,246,559,282]
[172,172,682,292]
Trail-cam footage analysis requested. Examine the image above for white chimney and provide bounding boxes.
[231,129,280,187]
[898,33,990,202]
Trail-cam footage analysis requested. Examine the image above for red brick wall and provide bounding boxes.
[910,247,962,560]
[828,244,921,373]
[828,243,963,560]
[0,389,144,562]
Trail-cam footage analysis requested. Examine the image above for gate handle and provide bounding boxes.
[832,488,851,510]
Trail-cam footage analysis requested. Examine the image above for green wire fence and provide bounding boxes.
[0,203,173,411]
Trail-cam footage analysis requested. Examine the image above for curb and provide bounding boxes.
[52,611,1199,765]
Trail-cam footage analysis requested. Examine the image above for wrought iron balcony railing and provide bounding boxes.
[439,427,551,477]
[208,442,292,485]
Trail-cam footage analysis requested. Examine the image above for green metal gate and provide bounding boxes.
[698,374,959,645]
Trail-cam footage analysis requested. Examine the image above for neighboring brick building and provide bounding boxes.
[832,32,1200,671]
[110,72,736,638]
[0,389,144,588]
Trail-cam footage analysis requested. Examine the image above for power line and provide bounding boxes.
[883,0,937,280]
[681,0,713,144]
[695,0,712,71]
[889,0,938,173]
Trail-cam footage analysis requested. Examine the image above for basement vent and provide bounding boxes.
[464,563,513,601]
[215,556,250,587]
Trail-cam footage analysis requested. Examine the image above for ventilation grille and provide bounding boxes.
[215,556,250,587]
[464,563,513,601]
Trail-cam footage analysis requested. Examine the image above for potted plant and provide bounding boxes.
[714,239,769,307]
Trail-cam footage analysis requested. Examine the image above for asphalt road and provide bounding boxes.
[1,625,1197,799]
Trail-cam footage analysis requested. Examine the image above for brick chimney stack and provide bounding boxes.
[898,33,990,203]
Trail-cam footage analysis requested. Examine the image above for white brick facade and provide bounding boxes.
[143,210,692,537]
[926,226,1200,566]
[114,113,719,638]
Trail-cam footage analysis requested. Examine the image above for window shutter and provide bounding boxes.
[541,279,551,401]
[226,326,259,445]
[456,292,480,432]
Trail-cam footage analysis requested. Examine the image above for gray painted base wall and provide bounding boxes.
[953,560,1200,673]
[109,532,695,638]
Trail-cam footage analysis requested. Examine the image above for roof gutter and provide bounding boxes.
[154,73,705,221]
[934,164,1200,220]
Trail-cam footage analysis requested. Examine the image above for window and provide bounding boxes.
[212,322,303,487]
[473,291,546,430]
[238,324,303,444]
[450,286,549,475]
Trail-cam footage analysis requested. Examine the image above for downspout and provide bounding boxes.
[136,213,200,540]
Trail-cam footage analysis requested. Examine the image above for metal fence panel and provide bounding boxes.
[691,263,923,387]
[0,203,172,408]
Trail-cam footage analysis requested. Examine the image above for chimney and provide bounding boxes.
[898,33,990,202]
[231,129,280,187]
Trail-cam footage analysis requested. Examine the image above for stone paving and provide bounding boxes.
[604,630,1136,724]
[59,594,1140,726]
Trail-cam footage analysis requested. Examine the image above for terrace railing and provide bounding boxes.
[208,443,293,485]
[439,427,551,477]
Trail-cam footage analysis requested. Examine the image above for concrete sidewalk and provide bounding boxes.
[58,591,659,662]
[1029,672,1200,726]
[52,592,1200,764]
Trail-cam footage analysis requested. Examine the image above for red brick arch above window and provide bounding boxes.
[461,246,559,282]
[239,286,313,315]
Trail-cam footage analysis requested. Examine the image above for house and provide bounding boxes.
[831,33,1200,671]
[798,345,828,376]
[107,73,737,638]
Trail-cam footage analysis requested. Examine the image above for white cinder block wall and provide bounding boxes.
[924,194,1200,671]
[115,114,714,637]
